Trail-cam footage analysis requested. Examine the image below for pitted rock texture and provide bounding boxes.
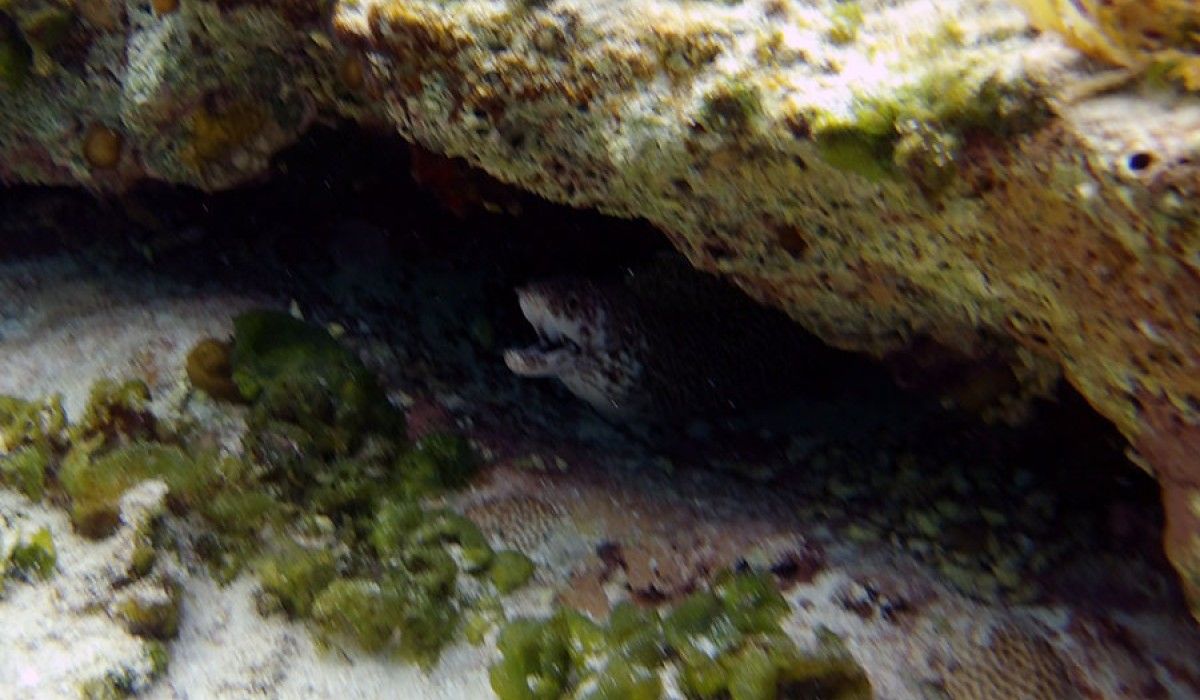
[0,0,327,190]
[2,0,1200,615]
[329,0,1200,615]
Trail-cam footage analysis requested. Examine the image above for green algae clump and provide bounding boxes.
[312,578,407,652]
[208,310,499,668]
[293,499,505,667]
[827,2,864,45]
[311,573,460,668]
[0,444,49,500]
[0,393,66,451]
[489,550,535,593]
[116,583,183,640]
[256,546,338,617]
[231,310,375,404]
[395,432,480,496]
[59,442,215,537]
[69,378,157,445]
[0,312,504,677]
[186,338,243,402]
[813,129,896,183]
[489,617,572,700]
[9,527,56,580]
[491,573,872,700]
[232,310,404,460]
[810,67,1048,191]
[372,501,494,571]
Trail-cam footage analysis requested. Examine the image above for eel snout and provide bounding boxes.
[504,284,592,378]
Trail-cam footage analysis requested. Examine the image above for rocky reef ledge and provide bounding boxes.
[2,0,1199,615]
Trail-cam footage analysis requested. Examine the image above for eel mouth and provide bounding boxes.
[504,285,592,378]
[503,335,583,377]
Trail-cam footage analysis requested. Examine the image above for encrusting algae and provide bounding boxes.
[490,571,871,700]
[0,307,885,696]
[0,308,529,681]
[185,338,242,403]
[7,526,56,581]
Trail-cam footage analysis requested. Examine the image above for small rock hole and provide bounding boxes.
[1128,151,1154,171]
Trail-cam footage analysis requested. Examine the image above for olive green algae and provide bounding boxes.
[7,526,56,581]
[60,442,224,537]
[194,311,511,667]
[76,637,169,700]
[489,549,535,594]
[0,308,521,683]
[232,310,402,452]
[490,572,871,700]
[0,444,49,500]
[257,545,338,617]
[115,581,183,640]
[809,67,1050,190]
[0,392,66,452]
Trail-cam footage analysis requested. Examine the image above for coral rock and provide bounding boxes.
[0,0,1199,615]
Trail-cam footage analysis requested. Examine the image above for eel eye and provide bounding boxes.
[565,296,581,314]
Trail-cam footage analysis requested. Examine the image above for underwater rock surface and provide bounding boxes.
[1,0,1200,616]
[1,194,1199,698]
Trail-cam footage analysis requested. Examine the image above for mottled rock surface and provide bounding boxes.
[2,0,1200,615]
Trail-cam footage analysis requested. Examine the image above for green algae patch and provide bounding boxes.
[810,67,1049,192]
[827,2,864,45]
[70,379,158,446]
[199,488,281,534]
[232,311,386,413]
[59,443,218,537]
[186,338,243,403]
[0,310,508,678]
[282,497,514,667]
[813,129,896,183]
[489,550,535,593]
[373,502,494,573]
[311,571,475,668]
[9,527,56,580]
[489,617,573,700]
[129,536,159,580]
[231,311,405,464]
[490,573,871,700]
[256,545,338,617]
[311,573,461,668]
[396,433,480,496]
[0,444,49,500]
[116,583,183,640]
[203,310,498,668]
[0,393,66,452]
[312,578,406,652]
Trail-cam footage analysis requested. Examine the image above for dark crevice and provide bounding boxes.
[0,122,1179,613]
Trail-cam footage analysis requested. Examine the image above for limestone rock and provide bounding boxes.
[1,0,1199,617]
[330,0,1200,616]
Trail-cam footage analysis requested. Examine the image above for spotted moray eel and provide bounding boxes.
[504,256,838,421]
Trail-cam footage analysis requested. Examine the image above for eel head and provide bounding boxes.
[504,278,640,417]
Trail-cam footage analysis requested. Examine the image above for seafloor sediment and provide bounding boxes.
[1,143,1199,698]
